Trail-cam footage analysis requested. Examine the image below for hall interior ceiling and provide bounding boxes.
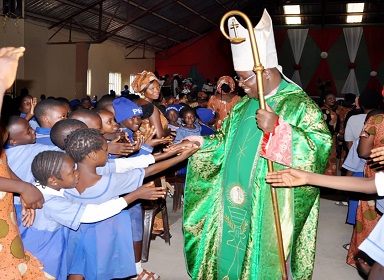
[17,0,384,52]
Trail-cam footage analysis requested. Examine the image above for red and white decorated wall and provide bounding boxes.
[155,26,384,96]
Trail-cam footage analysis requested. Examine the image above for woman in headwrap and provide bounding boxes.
[131,71,171,240]
[207,75,241,129]
[132,71,171,138]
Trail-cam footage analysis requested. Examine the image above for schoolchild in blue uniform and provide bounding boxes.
[64,128,197,280]
[165,104,183,134]
[112,97,174,279]
[34,99,68,146]
[69,108,142,158]
[19,95,39,130]
[4,116,62,226]
[173,106,202,143]
[50,118,159,175]
[5,116,60,183]
[19,150,165,280]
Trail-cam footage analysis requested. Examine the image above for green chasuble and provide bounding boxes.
[183,81,332,280]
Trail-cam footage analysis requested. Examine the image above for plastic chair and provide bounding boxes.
[141,177,171,262]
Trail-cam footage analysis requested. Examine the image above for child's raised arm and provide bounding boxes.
[49,181,165,228]
[144,143,199,178]
[122,181,165,203]
[266,168,377,194]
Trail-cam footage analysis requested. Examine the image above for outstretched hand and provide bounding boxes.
[142,127,173,147]
[266,168,309,187]
[135,181,166,200]
[177,142,201,159]
[108,136,143,156]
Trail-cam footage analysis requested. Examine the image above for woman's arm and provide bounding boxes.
[358,135,374,159]
[0,176,44,208]
[149,107,171,138]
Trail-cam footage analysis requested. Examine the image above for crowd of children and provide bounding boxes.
[0,57,207,280]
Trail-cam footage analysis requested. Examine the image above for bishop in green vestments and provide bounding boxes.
[183,10,332,280]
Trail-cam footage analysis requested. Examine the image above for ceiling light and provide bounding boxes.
[346,15,363,23]
[347,3,364,13]
[286,16,302,25]
[283,5,301,15]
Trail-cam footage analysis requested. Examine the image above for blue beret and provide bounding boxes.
[113,97,143,123]
[69,99,80,107]
[196,108,215,124]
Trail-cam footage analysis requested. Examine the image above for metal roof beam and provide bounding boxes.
[126,0,201,36]
[98,0,169,42]
[26,12,165,51]
[175,1,218,27]
[49,0,105,30]
[44,0,182,44]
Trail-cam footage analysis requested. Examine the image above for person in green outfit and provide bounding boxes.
[181,9,333,280]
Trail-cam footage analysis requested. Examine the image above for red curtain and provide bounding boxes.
[364,27,384,92]
[306,29,342,96]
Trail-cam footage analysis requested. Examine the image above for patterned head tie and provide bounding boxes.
[131,71,159,93]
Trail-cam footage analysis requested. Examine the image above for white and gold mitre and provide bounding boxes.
[228,9,278,71]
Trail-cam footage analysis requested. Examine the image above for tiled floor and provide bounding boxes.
[143,194,364,279]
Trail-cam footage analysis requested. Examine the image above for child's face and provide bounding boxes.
[9,118,36,145]
[98,110,119,134]
[166,110,179,123]
[45,106,68,127]
[20,96,32,114]
[122,116,142,132]
[182,111,196,125]
[81,100,91,109]
[55,155,79,189]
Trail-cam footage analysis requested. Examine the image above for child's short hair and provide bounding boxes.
[34,99,65,123]
[65,128,104,162]
[7,115,22,129]
[95,95,115,110]
[32,151,67,185]
[179,106,196,119]
[69,108,100,120]
[19,94,32,104]
[50,119,88,150]
[93,108,109,115]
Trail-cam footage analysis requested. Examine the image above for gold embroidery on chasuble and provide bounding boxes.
[184,217,206,238]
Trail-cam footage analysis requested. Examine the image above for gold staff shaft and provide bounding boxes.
[220,10,288,280]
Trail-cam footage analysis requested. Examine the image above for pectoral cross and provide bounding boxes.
[230,19,239,38]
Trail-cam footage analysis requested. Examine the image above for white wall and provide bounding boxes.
[0,18,155,101]
[88,42,155,98]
